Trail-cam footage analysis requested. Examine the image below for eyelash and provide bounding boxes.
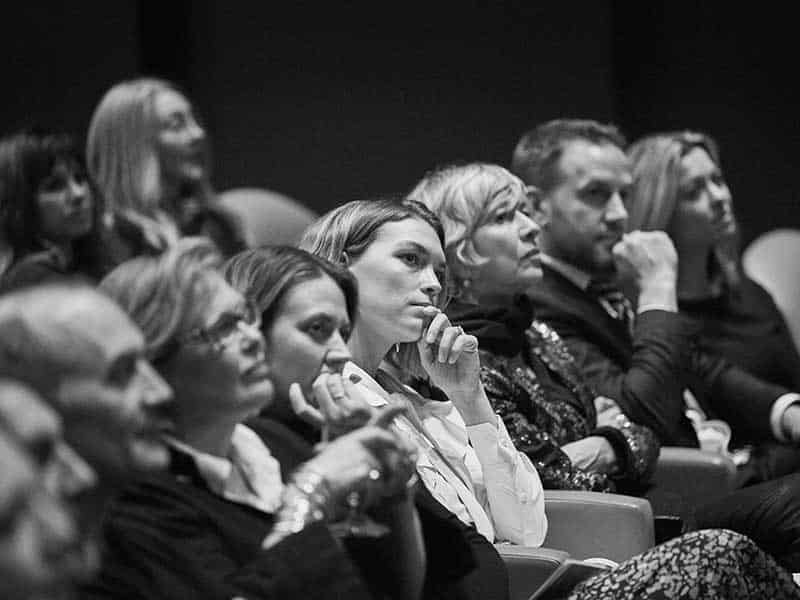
[399,253,421,267]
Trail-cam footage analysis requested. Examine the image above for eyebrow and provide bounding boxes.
[397,241,446,267]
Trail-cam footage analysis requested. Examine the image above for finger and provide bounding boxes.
[447,332,477,363]
[341,378,375,419]
[437,326,461,363]
[312,373,344,423]
[289,382,325,427]
[424,311,449,345]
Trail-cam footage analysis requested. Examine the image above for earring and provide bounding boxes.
[461,278,471,290]
[394,343,400,354]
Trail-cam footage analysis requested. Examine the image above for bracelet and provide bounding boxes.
[261,468,333,549]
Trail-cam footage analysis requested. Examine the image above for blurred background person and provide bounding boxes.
[0,381,95,599]
[0,283,175,550]
[0,131,107,291]
[87,78,245,265]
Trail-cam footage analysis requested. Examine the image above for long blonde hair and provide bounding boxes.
[87,78,174,217]
[627,131,740,291]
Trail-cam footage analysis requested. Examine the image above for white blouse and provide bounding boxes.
[343,362,547,546]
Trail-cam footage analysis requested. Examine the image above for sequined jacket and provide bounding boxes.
[448,298,659,494]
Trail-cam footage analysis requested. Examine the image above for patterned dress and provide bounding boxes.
[448,297,659,493]
[568,529,800,599]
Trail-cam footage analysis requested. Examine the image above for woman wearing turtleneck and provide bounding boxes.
[410,163,658,494]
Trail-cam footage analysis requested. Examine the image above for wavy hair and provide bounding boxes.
[99,237,222,362]
[627,131,739,290]
[408,162,528,288]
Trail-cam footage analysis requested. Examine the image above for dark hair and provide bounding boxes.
[0,130,106,275]
[510,119,627,193]
[224,245,358,332]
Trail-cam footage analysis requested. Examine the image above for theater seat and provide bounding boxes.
[542,490,654,562]
[647,447,737,520]
[742,228,800,353]
[217,187,318,247]
[495,545,569,600]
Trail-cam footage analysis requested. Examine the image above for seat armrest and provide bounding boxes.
[495,544,570,600]
[543,490,654,562]
[647,447,737,518]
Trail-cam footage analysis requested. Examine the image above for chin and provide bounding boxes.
[129,438,171,472]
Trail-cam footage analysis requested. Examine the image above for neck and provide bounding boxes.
[348,322,393,376]
[677,245,717,301]
[174,409,238,458]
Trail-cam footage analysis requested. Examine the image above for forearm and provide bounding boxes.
[468,419,547,546]
[565,311,693,442]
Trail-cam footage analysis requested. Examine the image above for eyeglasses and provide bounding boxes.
[178,300,262,352]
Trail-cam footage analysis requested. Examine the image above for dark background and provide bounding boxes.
[2,2,797,247]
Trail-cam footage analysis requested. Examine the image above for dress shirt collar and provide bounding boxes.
[165,424,284,514]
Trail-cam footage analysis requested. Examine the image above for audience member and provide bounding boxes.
[627,131,800,390]
[87,78,245,264]
[92,238,423,600]
[0,284,174,485]
[0,132,107,291]
[0,381,96,599]
[411,162,659,495]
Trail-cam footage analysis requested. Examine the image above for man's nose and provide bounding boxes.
[605,192,629,224]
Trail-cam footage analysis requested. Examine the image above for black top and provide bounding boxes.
[680,276,800,390]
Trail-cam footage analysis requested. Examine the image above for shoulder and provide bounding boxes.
[1,250,67,291]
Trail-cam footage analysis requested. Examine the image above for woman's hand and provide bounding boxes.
[416,307,495,426]
[561,436,619,475]
[305,405,418,514]
[594,395,624,427]
[288,372,375,438]
[417,307,481,395]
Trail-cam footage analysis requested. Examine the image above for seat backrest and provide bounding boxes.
[217,187,318,248]
[742,228,800,351]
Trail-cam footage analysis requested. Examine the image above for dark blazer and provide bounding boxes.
[528,264,785,447]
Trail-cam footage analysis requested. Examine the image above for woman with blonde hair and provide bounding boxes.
[627,132,800,391]
[409,162,659,494]
[87,78,244,264]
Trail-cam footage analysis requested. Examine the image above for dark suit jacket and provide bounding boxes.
[528,264,785,447]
